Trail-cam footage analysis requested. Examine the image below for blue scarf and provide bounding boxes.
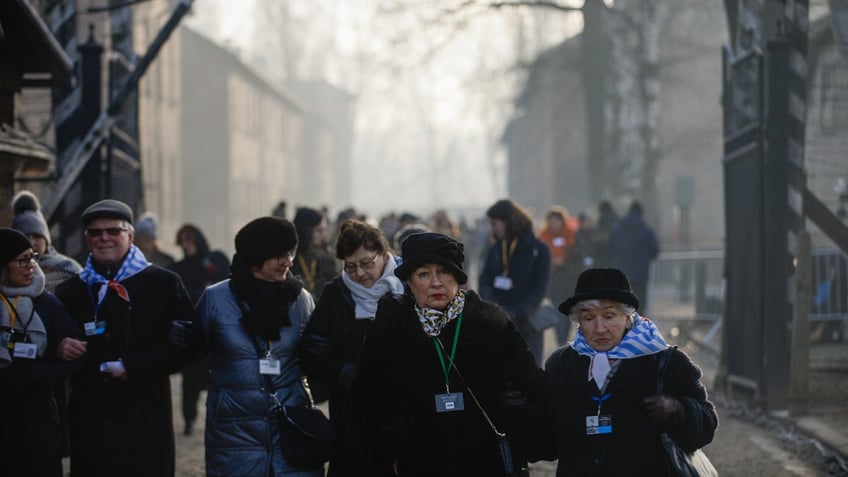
[572,314,668,388]
[79,245,151,304]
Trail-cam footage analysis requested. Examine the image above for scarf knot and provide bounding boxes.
[415,289,466,337]
[79,245,150,304]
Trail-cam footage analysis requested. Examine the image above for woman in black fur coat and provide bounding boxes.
[346,232,547,477]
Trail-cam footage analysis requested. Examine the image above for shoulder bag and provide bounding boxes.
[528,298,562,332]
[249,334,335,468]
[656,346,718,477]
[436,340,530,477]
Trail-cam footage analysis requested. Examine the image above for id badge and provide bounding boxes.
[259,358,281,375]
[435,392,465,413]
[586,415,613,435]
[553,237,566,247]
[493,275,513,290]
[84,320,107,336]
[12,342,37,359]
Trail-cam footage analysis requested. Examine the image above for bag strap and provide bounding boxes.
[655,345,677,394]
[434,338,504,438]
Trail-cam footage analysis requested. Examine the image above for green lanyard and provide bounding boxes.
[432,312,463,393]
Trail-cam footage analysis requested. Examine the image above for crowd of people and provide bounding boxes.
[0,192,706,477]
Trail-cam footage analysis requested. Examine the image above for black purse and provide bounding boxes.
[251,336,335,469]
[656,347,718,477]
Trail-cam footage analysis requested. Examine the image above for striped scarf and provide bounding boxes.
[572,314,668,389]
[79,245,151,304]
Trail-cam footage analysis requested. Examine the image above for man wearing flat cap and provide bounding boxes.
[55,199,195,477]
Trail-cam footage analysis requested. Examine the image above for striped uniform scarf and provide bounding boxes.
[79,245,151,304]
[572,313,668,389]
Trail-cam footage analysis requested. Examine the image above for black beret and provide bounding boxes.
[0,228,34,268]
[235,216,298,267]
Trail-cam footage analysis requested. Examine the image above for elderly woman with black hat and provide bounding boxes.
[542,268,717,476]
[0,228,83,477]
[346,232,546,477]
[299,218,404,476]
[196,216,321,477]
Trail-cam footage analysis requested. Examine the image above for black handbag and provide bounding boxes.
[250,333,335,469]
[275,377,335,468]
[656,347,718,477]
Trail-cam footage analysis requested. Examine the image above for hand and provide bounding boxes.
[641,394,685,426]
[57,337,87,361]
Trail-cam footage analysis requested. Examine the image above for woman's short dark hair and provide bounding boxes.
[335,219,389,260]
[486,199,533,238]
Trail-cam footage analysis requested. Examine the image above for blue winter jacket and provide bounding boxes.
[196,280,318,477]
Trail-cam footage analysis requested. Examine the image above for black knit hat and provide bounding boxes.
[394,232,467,285]
[82,199,134,225]
[293,207,323,229]
[558,268,640,315]
[0,228,34,268]
[235,216,298,267]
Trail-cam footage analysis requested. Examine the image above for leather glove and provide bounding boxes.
[641,394,685,427]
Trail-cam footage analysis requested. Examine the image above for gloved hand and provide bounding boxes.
[641,394,685,426]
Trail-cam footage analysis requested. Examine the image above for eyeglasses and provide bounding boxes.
[85,227,129,238]
[344,253,380,275]
[274,251,297,264]
[14,253,38,268]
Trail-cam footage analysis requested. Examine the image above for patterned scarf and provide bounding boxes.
[78,245,151,304]
[341,253,404,319]
[414,289,467,337]
[0,264,48,367]
[572,313,668,389]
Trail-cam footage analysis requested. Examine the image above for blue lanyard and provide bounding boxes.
[591,393,612,416]
[86,284,107,320]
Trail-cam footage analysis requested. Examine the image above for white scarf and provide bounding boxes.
[571,314,668,389]
[0,264,48,367]
[341,253,404,319]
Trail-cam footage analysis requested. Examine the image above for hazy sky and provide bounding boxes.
[187,0,583,220]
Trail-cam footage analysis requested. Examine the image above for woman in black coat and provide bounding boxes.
[346,232,547,477]
[542,268,717,476]
[300,219,404,476]
[0,228,84,477]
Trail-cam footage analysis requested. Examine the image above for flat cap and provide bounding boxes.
[82,199,134,225]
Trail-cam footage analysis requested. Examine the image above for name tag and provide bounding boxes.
[586,415,613,435]
[12,342,37,359]
[435,392,465,413]
[259,358,281,375]
[84,320,107,336]
[553,237,566,247]
[493,275,513,290]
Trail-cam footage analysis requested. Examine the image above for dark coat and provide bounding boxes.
[608,212,660,285]
[479,228,550,322]
[345,290,547,477]
[542,346,718,477]
[300,276,376,477]
[55,265,195,477]
[0,292,84,477]
[291,248,338,301]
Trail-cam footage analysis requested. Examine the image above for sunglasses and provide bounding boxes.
[85,227,129,238]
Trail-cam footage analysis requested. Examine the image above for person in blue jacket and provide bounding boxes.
[479,199,550,364]
[196,216,320,477]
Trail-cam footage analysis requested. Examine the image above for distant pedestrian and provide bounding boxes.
[479,199,550,364]
[169,224,230,435]
[291,207,338,300]
[134,212,175,268]
[538,206,578,345]
[594,200,619,268]
[608,201,660,314]
[11,191,81,292]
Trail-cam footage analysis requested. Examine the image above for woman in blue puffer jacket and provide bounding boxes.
[196,217,319,477]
